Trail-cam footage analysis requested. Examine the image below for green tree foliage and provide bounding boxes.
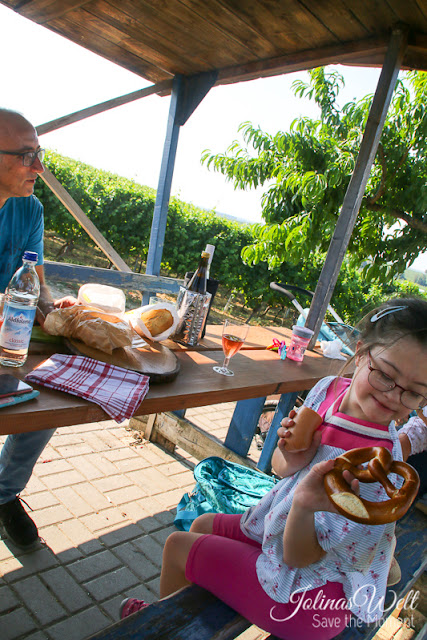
[201,69,427,280]
[35,152,155,269]
[35,152,286,307]
[35,151,424,326]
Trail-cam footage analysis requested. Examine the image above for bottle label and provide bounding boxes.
[0,302,36,350]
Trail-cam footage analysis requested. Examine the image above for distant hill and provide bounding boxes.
[404,267,426,287]
[194,206,252,225]
[216,210,252,224]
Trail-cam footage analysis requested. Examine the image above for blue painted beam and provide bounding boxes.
[44,261,182,295]
[224,396,267,457]
[257,392,299,474]
[145,75,183,283]
[145,72,218,304]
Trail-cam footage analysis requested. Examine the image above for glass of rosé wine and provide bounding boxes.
[213,320,249,377]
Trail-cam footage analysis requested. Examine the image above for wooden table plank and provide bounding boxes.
[164,324,292,351]
[0,344,346,435]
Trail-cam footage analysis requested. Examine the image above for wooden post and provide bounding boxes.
[304,27,408,344]
[145,71,218,299]
[40,168,131,272]
[130,412,256,468]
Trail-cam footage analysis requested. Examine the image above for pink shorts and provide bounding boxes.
[185,514,350,640]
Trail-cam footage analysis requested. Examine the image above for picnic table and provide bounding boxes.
[0,325,345,443]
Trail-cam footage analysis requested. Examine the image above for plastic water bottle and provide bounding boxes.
[0,251,40,367]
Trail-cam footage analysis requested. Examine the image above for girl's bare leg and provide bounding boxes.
[189,512,216,534]
[160,514,217,598]
[159,531,200,598]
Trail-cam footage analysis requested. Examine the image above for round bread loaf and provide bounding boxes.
[139,308,174,337]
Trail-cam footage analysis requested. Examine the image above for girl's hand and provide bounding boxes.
[275,410,321,475]
[278,408,318,452]
[293,458,359,515]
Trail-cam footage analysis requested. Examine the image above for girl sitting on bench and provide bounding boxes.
[121,297,427,640]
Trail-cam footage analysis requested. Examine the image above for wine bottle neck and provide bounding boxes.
[187,254,209,294]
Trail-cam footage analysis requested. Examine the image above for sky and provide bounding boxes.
[1,3,426,272]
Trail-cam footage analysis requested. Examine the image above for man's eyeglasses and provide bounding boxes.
[367,351,427,410]
[0,147,45,167]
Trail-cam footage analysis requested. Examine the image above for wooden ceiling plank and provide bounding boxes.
[340,0,398,33]
[386,0,427,25]
[177,0,278,59]
[49,14,171,82]
[95,0,249,71]
[115,0,261,65]
[3,0,427,82]
[52,7,201,77]
[218,0,336,50]
[216,35,388,85]
[213,0,318,52]
[84,1,209,74]
[404,49,427,69]
[15,0,92,23]
[298,0,371,41]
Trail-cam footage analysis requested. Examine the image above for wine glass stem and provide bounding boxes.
[222,355,231,370]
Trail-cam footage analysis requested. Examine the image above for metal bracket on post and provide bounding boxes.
[144,71,218,304]
[304,27,408,345]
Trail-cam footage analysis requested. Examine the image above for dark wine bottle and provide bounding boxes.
[187,251,210,294]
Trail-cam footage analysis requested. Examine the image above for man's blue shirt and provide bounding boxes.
[0,195,44,292]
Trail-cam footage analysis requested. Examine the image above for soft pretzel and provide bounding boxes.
[324,446,419,525]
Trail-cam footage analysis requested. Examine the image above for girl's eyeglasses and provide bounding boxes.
[0,147,45,167]
[367,351,427,410]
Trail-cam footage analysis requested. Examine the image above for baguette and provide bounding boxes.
[44,305,133,353]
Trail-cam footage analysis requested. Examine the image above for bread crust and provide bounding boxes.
[44,305,133,353]
[324,446,420,525]
[139,308,174,337]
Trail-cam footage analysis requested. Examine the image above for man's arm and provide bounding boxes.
[36,265,55,320]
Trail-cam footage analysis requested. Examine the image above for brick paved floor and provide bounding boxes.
[0,404,269,640]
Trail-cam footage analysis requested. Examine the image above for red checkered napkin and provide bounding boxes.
[26,354,149,423]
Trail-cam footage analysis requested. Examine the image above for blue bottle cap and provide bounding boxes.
[22,251,38,262]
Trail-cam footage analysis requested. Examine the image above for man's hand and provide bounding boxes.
[36,294,77,329]
[54,296,77,309]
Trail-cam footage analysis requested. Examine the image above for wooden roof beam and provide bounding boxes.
[40,168,132,272]
[304,26,409,345]
[36,79,173,136]
[216,34,390,85]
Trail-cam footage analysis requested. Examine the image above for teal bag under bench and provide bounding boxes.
[174,456,277,531]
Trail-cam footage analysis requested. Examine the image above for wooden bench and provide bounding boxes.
[86,506,426,640]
